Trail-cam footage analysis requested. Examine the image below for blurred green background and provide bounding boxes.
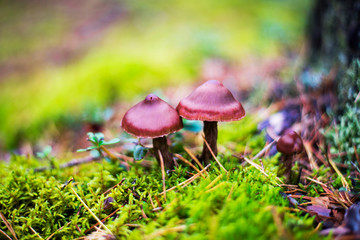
[0,0,311,151]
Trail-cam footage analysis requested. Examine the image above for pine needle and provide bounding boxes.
[159,164,211,195]
[243,157,283,186]
[69,186,113,234]
[205,174,223,189]
[183,146,205,171]
[205,182,226,193]
[328,156,350,190]
[29,226,43,239]
[0,212,18,240]
[158,150,167,201]
[201,133,228,173]
[174,153,205,178]
[0,229,12,240]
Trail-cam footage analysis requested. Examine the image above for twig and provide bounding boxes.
[158,150,167,201]
[201,133,228,173]
[0,212,18,240]
[183,147,205,171]
[69,186,113,234]
[174,153,205,178]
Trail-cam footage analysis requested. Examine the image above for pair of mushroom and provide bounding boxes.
[121,80,246,169]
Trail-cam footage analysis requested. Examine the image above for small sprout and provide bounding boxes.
[36,145,53,159]
[77,132,121,160]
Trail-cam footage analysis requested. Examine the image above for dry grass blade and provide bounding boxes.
[0,212,18,240]
[158,150,167,201]
[69,186,113,234]
[183,146,205,170]
[174,153,205,178]
[159,164,211,195]
[201,133,228,173]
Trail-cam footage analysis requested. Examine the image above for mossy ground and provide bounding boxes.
[0,118,328,239]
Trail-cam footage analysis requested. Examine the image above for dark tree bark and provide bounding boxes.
[307,0,360,66]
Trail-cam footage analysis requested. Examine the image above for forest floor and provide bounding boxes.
[1,1,359,239]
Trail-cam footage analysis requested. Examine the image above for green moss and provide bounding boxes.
[0,149,323,239]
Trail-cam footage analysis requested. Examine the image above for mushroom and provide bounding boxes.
[176,80,245,164]
[121,94,183,169]
[276,129,304,183]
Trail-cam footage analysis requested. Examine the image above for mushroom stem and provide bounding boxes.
[153,136,175,169]
[200,121,218,165]
[277,155,293,183]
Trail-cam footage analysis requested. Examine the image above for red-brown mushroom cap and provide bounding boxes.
[176,80,246,122]
[121,94,183,138]
[276,130,304,155]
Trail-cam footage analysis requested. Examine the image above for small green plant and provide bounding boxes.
[77,132,120,159]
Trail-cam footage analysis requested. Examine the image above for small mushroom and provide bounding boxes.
[121,94,183,169]
[176,80,245,164]
[276,129,304,183]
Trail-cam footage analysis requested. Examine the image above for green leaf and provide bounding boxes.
[102,138,121,145]
[133,145,147,161]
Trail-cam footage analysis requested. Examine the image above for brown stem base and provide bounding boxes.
[277,155,293,183]
[200,121,218,165]
[153,136,175,169]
